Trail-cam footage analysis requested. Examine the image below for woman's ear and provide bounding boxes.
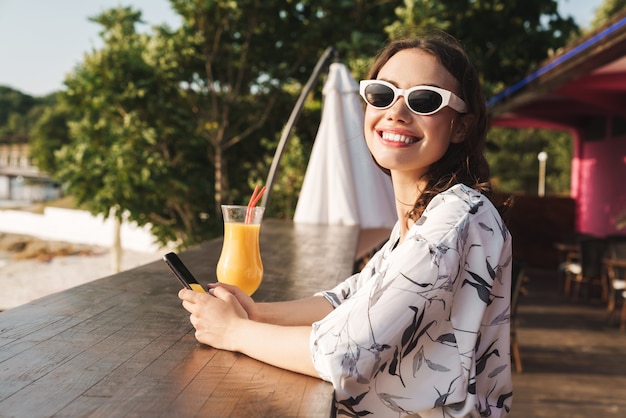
[451,114,474,144]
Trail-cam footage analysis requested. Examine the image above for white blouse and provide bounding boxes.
[311,184,513,417]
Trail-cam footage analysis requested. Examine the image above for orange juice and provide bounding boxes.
[216,222,263,295]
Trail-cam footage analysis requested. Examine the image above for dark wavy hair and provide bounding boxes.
[366,32,495,220]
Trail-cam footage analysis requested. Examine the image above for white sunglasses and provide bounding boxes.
[359,79,467,116]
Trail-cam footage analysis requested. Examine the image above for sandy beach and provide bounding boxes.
[0,233,162,311]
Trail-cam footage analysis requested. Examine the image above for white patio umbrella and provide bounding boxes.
[294,63,396,258]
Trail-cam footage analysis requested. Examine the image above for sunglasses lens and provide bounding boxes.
[407,90,443,114]
[364,83,395,108]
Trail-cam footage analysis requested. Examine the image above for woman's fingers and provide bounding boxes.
[210,284,237,300]
[207,283,257,318]
[178,287,200,302]
[207,282,239,293]
[179,288,215,315]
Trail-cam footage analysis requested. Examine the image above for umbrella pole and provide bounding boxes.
[261,46,338,209]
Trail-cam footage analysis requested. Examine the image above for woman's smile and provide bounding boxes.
[379,130,421,145]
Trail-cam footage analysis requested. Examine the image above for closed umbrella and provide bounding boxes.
[294,63,396,257]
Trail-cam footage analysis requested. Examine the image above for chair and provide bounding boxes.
[510,261,527,373]
[621,291,626,332]
[563,238,608,302]
[603,236,626,329]
[556,233,594,293]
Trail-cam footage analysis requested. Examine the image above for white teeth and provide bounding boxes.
[381,132,417,144]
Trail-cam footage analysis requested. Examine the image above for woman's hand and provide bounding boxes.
[178,286,249,351]
[206,282,261,320]
[180,285,322,378]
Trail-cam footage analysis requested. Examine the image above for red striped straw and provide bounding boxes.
[245,185,266,224]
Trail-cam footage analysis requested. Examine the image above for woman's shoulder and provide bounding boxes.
[410,184,508,248]
[424,183,494,215]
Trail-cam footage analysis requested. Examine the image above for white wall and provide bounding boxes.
[0,207,162,252]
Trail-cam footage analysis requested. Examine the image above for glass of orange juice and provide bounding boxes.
[216,205,264,295]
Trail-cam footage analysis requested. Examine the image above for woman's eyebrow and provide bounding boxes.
[377,78,442,89]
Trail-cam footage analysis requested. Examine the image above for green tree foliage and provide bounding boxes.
[166,0,397,211]
[486,127,573,195]
[30,1,399,247]
[591,0,626,27]
[386,0,579,95]
[0,86,40,137]
[17,0,584,247]
[248,133,309,220]
[51,7,214,246]
[29,93,72,173]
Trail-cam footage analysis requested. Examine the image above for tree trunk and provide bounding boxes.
[214,145,227,215]
[111,209,122,273]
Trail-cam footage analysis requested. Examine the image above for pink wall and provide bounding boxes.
[572,131,626,236]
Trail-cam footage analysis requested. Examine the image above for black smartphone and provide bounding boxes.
[163,252,206,293]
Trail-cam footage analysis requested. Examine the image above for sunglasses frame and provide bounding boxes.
[359,79,468,116]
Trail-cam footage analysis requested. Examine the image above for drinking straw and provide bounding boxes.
[245,185,266,224]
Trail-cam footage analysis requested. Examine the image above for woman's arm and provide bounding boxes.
[231,317,318,377]
[206,282,334,325]
[179,287,325,377]
[252,297,334,325]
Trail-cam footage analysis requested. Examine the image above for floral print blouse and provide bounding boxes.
[310,184,513,417]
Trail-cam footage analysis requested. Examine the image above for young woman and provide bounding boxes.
[179,32,513,417]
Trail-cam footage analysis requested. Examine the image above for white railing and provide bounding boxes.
[0,207,161,252]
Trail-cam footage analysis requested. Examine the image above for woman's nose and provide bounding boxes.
[384,97,412,122]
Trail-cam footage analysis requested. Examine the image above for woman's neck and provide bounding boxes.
[391,172,425,243]
[392,170,426,204]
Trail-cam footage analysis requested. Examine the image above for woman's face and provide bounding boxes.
[363,48,465,182]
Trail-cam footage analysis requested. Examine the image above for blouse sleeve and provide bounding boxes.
[310,186,512,417]
[315,223,399,308]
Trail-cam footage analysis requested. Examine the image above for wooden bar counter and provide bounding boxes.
[0,220,360,417]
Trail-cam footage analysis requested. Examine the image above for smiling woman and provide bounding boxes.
[177,32,513,417]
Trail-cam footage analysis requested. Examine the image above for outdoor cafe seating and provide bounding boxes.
[603,236,626,331]
[562,237,608,302]
[558,233,626,331]
[555,232,594,292]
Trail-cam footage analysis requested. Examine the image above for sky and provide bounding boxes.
[0,0,605,97]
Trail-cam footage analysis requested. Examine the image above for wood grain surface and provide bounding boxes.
[0,220,359,417]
